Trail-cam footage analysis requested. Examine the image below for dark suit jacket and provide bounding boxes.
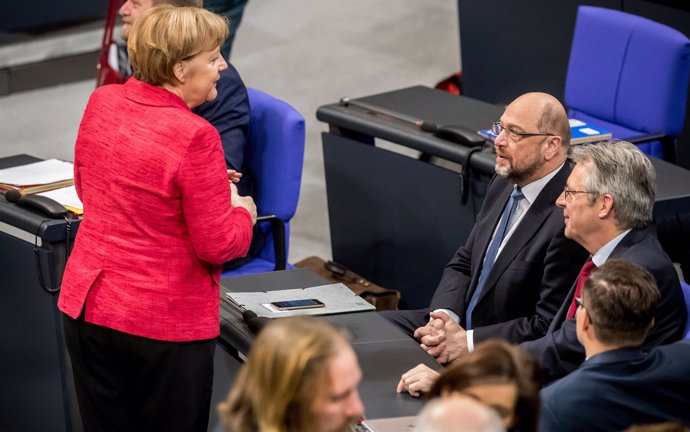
[193,64,252,196]
[521,228,688,383]
[428,164,589,344]
[539,341,690,432]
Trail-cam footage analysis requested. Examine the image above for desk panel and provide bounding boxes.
[323,133,484,309]
[355,340,438,419]
[218,269,438,418]
[0,154,82,432]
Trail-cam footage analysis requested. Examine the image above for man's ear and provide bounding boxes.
[598,193,614,219]
[543,136,562,161]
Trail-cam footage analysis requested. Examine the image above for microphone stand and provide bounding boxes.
[223,295,271,334]
[339,97,441,133]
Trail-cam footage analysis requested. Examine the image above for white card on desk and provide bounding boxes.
[226,283,375,317]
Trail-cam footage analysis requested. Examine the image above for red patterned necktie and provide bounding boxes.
[566,258,596,319]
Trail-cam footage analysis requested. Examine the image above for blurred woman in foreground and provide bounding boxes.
[399,340,540,432]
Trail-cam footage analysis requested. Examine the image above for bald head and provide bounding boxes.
[508,92,571,147]
[416,396,506,432]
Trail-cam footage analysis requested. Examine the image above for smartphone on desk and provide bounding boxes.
[271,299,325,311]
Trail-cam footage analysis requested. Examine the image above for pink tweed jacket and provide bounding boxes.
[58,78,253,342]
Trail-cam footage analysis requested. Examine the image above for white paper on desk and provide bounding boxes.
[0,159,74,186]
[227,283,375,317]
[37,186,83,210]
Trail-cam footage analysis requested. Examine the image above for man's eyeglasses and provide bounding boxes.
[491,122,554,142]
[563,187,597,200]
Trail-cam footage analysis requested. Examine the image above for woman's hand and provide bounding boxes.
[230,183,257,225]
[396,364,440,397]
[227,170,243,184]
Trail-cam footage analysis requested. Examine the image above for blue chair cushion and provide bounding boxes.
[681,280,690,339]
[223,88,305,277]
[568,109,664,158]
[565,6,690,155]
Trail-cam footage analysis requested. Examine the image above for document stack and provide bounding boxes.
[0,159,83,214]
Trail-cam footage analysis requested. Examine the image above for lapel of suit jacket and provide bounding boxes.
[473,164,571,306]
[466,177,513,304]
[549,276,578,332]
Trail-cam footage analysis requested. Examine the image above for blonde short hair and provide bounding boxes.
[218,316,350,432]
[128,5,228,86]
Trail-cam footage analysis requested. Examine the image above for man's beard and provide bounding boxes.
[495,156,540,185]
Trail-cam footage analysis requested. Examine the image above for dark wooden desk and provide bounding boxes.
[0,155,83,432]
[316,86,690,309]
[218,269,440,419]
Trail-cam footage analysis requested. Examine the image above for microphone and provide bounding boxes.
[5,189,22,203]
[224,294,272,334]
[3,189,67,218]
[242,309,271,334]
[340,97,440,132]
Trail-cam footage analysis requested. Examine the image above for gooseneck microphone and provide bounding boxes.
[5,189,22,203]
[242,309,271,334]
[3,189,68,218]
[224,294,271,334]
[339,97,440,132]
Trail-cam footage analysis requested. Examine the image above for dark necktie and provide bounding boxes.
[466,186,525,329]
[566,258,597,319]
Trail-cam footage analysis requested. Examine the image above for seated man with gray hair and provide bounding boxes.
[520,141,687,383]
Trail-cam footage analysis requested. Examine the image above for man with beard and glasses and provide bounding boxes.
[388,93,589,397]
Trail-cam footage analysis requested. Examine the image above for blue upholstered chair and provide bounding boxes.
[681,280,690,339]
[565,6,690,161]
[222,88,305,277]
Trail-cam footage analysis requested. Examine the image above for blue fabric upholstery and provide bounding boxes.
[682,280,690,339]
[222,88,305,276]
[565,6,690,160]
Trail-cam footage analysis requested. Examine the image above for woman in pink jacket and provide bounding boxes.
[58,6,256,431]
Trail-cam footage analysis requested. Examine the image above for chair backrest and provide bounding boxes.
[565,6,690,151]
[681,280,690,339]
[245,87,305,263]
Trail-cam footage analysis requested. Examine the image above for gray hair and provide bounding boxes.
[571,141,655,229]
[416,397,506,432]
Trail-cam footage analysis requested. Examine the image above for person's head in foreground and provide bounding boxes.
[625,422,690,432]
[416,395,506,432]
[428,340,540,432]
[128,5,229,108]
[119,0,203,41]
[218,316,364,432]
[576,259,660,355]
